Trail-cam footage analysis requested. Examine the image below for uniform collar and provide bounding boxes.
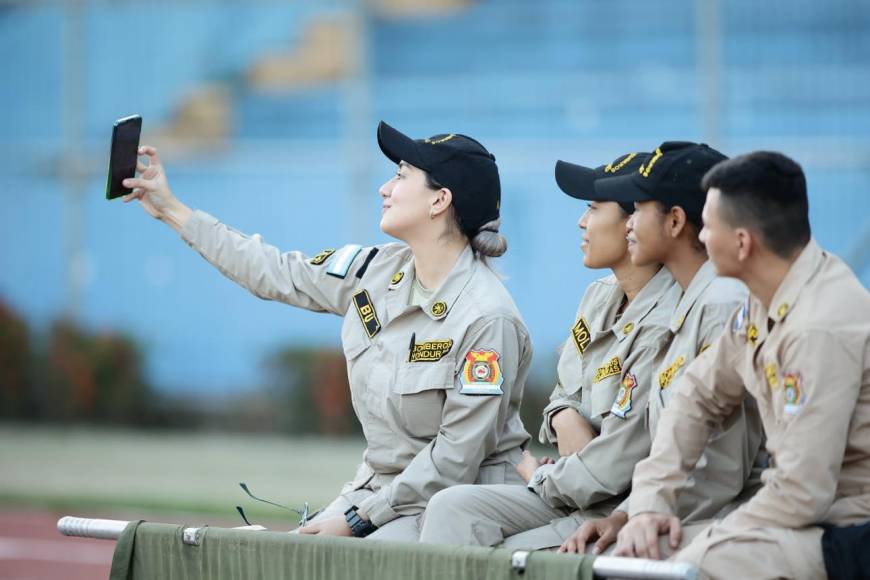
[611,266,676,342]
[588,276,626,336]
[670,260,718,333]
[765,239,824,324]
[385,244,476,322]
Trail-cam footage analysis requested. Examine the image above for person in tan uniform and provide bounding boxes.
[417,153,681,548]
[560,142,764,555]
[120,121,532,542]
[614,151,870,579]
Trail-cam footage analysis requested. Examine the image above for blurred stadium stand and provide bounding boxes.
[1,0,868,395]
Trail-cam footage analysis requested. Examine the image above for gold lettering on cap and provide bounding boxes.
[424,134,456,145]
[604,153,637,174]
[639,148,663,178]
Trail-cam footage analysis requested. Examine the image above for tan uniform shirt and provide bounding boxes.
[629,240,870,531]
[180,211,532,527]
[528,267,680,510]
[640,261,763,523]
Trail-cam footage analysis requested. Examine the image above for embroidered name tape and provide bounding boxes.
[593,356,622,383]
[659,355,686,389]
[326,245,363,279]
[460,350,504,396]
[409,339,453,362]
[571,317,591,355]
[352,290,381,338]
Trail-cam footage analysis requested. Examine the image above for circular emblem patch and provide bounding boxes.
[431,301,448,317]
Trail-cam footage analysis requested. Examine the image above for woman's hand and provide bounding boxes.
[122,145,192,232]
[558,511,628,555]
[516,450,555,483]
[297,516,353,537]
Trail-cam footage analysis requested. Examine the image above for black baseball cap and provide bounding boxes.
[593,141,728,218]
[555,152,649,214]
[377,121,500,235]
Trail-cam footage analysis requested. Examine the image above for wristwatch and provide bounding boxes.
[344,505,378,538]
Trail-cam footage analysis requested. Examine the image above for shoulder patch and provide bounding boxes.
[783,372,805,415]
[610,373,637,418]
[310,248,335,266]
[571,317,591,355]
[409,339,453,362]
[658,355,686,389]
[593,356,622,383]
[459,350,504,396]
[326,245,363,279]
[352,289,381,338]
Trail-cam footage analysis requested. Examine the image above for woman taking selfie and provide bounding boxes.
[121,121,531,542]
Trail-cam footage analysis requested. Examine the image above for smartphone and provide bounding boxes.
[105,114,142,200]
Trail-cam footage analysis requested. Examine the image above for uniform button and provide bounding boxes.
[623,322,635,335]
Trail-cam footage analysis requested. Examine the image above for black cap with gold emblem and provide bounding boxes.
[555,152,649,215]
[593,142,728,219]
[377,121,501,237]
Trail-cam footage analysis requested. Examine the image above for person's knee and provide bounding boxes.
[426,485,480,519]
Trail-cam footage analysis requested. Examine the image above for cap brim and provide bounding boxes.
[377,121,427,170]
[593,172,654,202]
[555,160,602,200]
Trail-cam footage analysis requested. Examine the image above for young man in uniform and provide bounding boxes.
[614,151,870,579]
[559,142,765,555]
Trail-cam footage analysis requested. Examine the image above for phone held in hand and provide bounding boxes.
[105,114,142,200]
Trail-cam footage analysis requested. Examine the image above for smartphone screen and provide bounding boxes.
[105,115,142,200]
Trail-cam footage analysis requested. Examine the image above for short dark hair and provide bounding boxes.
[701,151,810,259]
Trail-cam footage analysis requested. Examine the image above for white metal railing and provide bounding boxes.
[58,515,697,580]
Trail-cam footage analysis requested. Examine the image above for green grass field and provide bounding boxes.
[0,424,366,526]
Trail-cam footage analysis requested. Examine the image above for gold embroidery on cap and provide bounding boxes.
[639,148,663,177]
[424,134,455,145]
[604,153,637,174]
